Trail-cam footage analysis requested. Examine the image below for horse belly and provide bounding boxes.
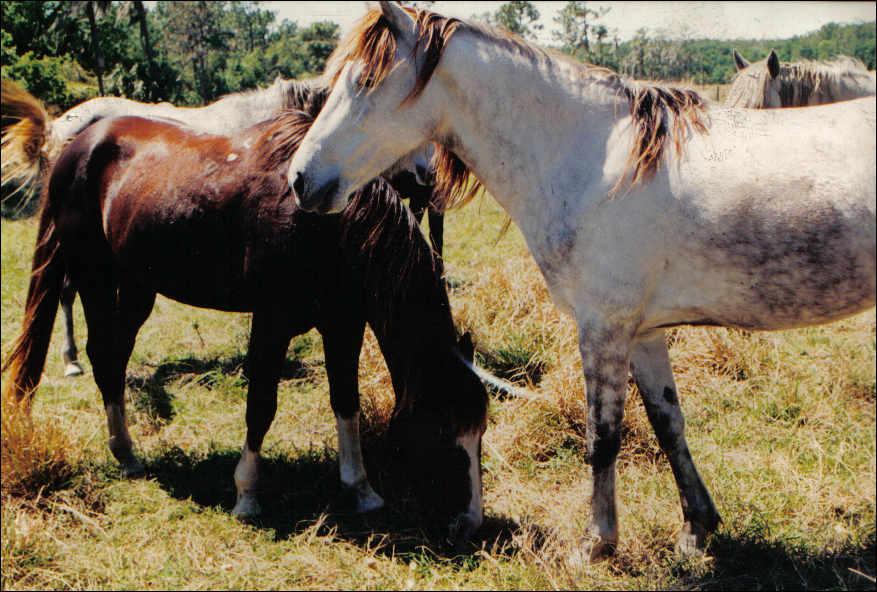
[659,202,876,331]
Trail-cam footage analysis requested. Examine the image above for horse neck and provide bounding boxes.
[835,70,877,102]
[431,31,619,229]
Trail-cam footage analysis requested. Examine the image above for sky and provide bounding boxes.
[263,1,876,45]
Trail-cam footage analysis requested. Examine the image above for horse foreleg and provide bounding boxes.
[60,273,84,377]
[335,412,385,512]
[233,310,291,519]
[629,331,721,555]
[321,317,385,513]
[573,322,633,563]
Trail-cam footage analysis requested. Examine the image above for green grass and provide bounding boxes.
[2,194,875,590]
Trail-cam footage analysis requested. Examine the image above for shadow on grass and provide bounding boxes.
[606,522,876,591]
[693,527,876,591]
[126,353,319,422]
[143,443,531,565]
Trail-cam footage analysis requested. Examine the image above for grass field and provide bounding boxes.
[2,192,875,590]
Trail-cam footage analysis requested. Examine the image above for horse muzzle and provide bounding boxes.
[448,508,483,541]
[290,170,344,214]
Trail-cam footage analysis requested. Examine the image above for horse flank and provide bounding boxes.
[326,7,710,209]
[726,55,875,108]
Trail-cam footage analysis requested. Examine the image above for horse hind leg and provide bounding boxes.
[76,268,155,477]
[60,273,84,377]
[629,331,721,555]
[233,309,293,519]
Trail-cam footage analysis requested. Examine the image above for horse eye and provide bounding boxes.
[355,74,375,90]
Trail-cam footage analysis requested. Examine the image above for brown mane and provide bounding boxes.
[325,7,709,209]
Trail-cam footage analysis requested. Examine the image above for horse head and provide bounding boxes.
[288,2,445,214]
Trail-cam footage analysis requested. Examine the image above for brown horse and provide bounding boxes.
[1,80,446,380]
[2,110,488,539]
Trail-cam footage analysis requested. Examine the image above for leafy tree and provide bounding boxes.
[486,1,543,41]
[553,1,609,62]
[49,1,113,95]
[153,1,230,104]
[116,1,156,99]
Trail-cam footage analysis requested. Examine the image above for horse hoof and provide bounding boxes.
[64,362,84,377]
[675,521,711,556]
[232,497,262,520]
[355,489,386,514]
[122,457,146,479]
[567,533,617,568]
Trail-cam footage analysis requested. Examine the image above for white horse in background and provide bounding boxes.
[727,49,876,108]
[286,2,876,562]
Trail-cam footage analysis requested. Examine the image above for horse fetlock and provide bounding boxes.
[64,361,84,377]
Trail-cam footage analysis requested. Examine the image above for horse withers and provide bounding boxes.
[2,109,488,539]
[286,2,876,561]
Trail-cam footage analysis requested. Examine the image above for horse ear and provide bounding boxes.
[379,1,416,34]
[767,50,781,79]
[458,331,475,362]
[733,50,750,72]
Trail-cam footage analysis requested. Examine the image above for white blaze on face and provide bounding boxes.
[453,430,483,537]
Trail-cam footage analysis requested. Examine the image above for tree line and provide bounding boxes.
[487,1,875,84]
[2,1,339,112]
[2,0,875,114]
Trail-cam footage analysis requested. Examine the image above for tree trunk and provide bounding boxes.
[132,0,156,100]
[134,1,153,63]
[86,2,105,96]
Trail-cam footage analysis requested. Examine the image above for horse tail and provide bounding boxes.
[1,199,66,403]
[1,80,58,195]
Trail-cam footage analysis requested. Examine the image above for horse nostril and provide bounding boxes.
[292,171,305,201]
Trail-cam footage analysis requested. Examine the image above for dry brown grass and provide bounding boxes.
[2,192,875,589]
[1,390,82,500]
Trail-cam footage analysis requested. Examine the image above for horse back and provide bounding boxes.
[48,116,324,312]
